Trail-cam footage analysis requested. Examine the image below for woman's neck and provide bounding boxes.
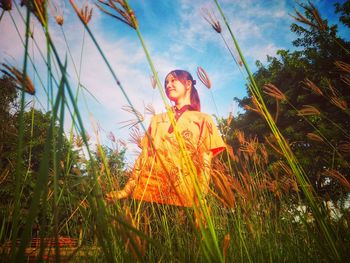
[175,97,191,110]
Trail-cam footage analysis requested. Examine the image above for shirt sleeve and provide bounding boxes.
[200,115,226,157]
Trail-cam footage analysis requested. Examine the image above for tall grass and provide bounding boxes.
[0,0,349,262]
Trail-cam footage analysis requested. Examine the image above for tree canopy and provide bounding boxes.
[227,1,350,202]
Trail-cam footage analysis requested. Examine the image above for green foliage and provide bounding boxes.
[0,74,127,242]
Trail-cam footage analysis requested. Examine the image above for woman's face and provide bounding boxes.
[165,74,191,103]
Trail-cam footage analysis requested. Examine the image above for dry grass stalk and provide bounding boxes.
[119,105,144,129]
[196,66,212,89]
[297,105,320,116]
[114,207,145,261]
[150,74,156,89]
[226,112,233,127]
[210,160,236,207]
[107,131,116,142]
[337,141,350,153]
[245,95,264,117]
[307,132,324,142]
[69,0,93,25]
[335,60,350,73]
[340,75,350,87]
[234,129,245,145]
[74,135,83,148]
[302,78,323,96]
[271,160,294,178]
[144,103,155,116]
[128,126,142,148]
[239,170,255,200]
[322,169,350,190]
[263,83,286,101]
[118,138,127,148]
[264,179,282,198]
[96,0,136,29]
[291,1,327,31]
[21,0,47,26]
[201,7,221,33]
[259,144,269,165]
[244,101,262,116]
[0,0,12,10]
[222,234,231,263]
[80,2,93,24]
[239,137,259,157]
[264,134,283,156]
[1,63,35,95]
[281,177,299,193]
[226,144,238,162]
[330,97,348,111]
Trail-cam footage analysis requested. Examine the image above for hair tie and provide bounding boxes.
[192,80,196,85]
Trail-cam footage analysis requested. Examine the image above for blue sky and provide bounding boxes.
[0,0,348,164]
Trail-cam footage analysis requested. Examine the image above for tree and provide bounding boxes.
[228,1,350,202]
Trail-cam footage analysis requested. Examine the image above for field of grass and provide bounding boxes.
[0,0,349,262]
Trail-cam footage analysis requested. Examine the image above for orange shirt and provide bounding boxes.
[131,110,226,207]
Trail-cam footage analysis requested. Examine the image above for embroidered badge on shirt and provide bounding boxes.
[182,129,193,141]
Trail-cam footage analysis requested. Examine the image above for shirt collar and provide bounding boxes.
[168,105,194,133]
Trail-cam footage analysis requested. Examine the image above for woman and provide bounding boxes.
[106,69,225,207]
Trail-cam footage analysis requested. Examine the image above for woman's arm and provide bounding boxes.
[105,153,143,203]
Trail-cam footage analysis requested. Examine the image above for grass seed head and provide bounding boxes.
[291,1,327,31]
[70,0,93,25]
[196,66,212,89]
[297,105,321,116]
[226,111,233,127]
[107,131,116,142]
[322,169,350,191]
[96,0,137,29]
[234,129,246,145]
[55,15,64,25]
[338,141,350,153]
[335,60,350,73]
[211,167,236,207]
[1,63,35,95]
[81,2,93,24]
[259,144,269,164]
[244,96,264,117]
[128,126,142,149]
[201,7,221,33]
[263,83,286,101]
[223,234,231,262]
[144,103,156,116]
[74,135,84,148]
[119,105,144,129]
[340,75,350,87]
[307,132,324,142]
[302,78,323,96]
[49,0,65,26]
[330,96,348,111]
[226,144,238,162]
[264,134,283,156]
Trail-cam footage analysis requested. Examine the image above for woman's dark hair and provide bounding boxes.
[164,69,201,111]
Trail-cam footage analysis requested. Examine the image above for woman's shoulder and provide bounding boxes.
[151,111,214,122]
[151,112,169,122]
[185,111,214,121]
